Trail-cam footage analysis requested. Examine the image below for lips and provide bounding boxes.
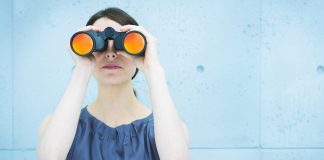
[102,63,122,69]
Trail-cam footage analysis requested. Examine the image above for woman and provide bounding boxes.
[37,7,190,160]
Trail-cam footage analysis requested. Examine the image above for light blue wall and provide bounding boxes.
[0,0,323,159]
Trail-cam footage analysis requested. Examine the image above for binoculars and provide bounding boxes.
[70,27,147,57]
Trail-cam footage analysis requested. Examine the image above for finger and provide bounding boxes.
[66,41,73,52]
[78,27,100,32]
[120,25,152,39]
[123,26,152,41]
[82,25,102,32]
[119,25,138,32]
[77,26,102,32]
[89,54,96,62]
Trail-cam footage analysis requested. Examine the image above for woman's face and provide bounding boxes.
[91,17,137,85]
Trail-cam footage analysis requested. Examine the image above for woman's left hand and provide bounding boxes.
[118,25,163,76]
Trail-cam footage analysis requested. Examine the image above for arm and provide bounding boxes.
[37,66,91,160]
[146,65,190,160]
[118,24,190,159]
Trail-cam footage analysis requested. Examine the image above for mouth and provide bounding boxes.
[102,64,122,70]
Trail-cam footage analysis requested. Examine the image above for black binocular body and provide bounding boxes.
[70,27,147,57]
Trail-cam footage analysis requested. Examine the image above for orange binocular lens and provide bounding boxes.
[71,33,94,56]
[123,32,146,55]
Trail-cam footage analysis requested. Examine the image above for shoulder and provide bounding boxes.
[147,114,189,145]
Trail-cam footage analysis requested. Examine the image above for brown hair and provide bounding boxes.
[87,7,139,97]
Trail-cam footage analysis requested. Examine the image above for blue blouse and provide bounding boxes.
[66,105,160,160]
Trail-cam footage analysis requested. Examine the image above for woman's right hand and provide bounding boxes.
[66,25,103,73]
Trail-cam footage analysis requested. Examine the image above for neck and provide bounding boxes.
[93,80,141,116]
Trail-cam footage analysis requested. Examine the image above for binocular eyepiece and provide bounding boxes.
[70,27,147,57]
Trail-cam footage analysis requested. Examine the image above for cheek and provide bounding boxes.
[124,62,137,72]
[91,67,100,79]
[93,52,103,62]
[118,64,137,79]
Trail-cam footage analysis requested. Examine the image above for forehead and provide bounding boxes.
[92,17,122,31]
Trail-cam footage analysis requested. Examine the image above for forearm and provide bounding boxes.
[38,67,91,159]
[145,65,190,160]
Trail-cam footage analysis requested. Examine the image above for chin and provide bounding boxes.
[101,77,128,85]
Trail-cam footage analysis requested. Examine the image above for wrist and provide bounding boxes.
[145,62,164,74]
[73,65,92,78]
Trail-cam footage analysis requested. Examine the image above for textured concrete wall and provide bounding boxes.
[0,0,323,159]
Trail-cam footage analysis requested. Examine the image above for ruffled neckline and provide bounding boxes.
[83,105,153,130]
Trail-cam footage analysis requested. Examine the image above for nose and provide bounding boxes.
[104,51,118,60]
[104,40,118,60]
